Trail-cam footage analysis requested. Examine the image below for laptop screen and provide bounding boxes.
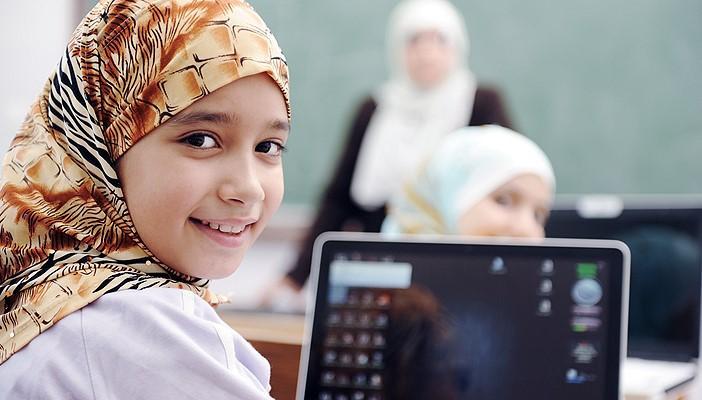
[545,196,702,362]
[298,233,628,400]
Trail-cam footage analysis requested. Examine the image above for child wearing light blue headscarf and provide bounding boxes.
[382,125,556,236]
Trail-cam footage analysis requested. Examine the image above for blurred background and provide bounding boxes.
[261,0,702,203]
[1,1,701,309]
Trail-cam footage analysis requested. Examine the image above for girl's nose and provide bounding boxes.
[217,160,265,206]
[509,209,545,239]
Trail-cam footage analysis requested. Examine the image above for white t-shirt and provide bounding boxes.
[0,287,273,400]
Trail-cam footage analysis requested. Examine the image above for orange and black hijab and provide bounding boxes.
[0,0,289,363]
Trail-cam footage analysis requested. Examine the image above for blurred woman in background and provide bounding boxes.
[276,0,513,297]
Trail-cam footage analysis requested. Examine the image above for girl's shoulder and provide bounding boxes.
[1,287,273,399]
[84,287,271,378]
[91,286,221,323]
[82,286,237,351]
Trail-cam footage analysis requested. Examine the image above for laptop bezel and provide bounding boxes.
[296,232,630,400]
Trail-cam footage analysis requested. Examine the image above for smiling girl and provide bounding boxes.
[0,1,289,398]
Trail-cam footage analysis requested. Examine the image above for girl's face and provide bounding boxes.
[118,73,288,279]
[457,174,552,239]
[404,29,456,89]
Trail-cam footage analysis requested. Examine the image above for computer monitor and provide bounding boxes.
[546,194,702,362]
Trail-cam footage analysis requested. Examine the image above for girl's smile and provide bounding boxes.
[190,217,256,248]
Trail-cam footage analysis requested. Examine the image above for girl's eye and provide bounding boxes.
[494,193,514,207]
[434,32,448,45]
[255,141,285,157]
[181,133,217,149]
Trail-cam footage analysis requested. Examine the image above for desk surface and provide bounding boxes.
[220,310,305,400]
[219,309,306,344]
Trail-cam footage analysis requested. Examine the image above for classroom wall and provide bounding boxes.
[2,1,701,207]
[250,0,702,206]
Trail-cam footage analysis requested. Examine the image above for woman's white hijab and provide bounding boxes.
[350,0,477,210]
[382,125,556,235]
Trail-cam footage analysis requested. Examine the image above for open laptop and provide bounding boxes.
[297,232,629,400]
[545,194,702,396]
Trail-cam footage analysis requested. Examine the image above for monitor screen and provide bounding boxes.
[299,234,627,400]
[545,195,702,361]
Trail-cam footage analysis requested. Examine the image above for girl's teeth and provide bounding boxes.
[201,219,246,234]
[218,224,234,233]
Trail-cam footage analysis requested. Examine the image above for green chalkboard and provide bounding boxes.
[250,0,702,206]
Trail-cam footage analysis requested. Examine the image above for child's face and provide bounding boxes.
[457,174,552,239]
[118,73,289,279]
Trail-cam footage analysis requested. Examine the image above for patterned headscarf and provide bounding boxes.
[0,0,289,364]
[382,125,555,235]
